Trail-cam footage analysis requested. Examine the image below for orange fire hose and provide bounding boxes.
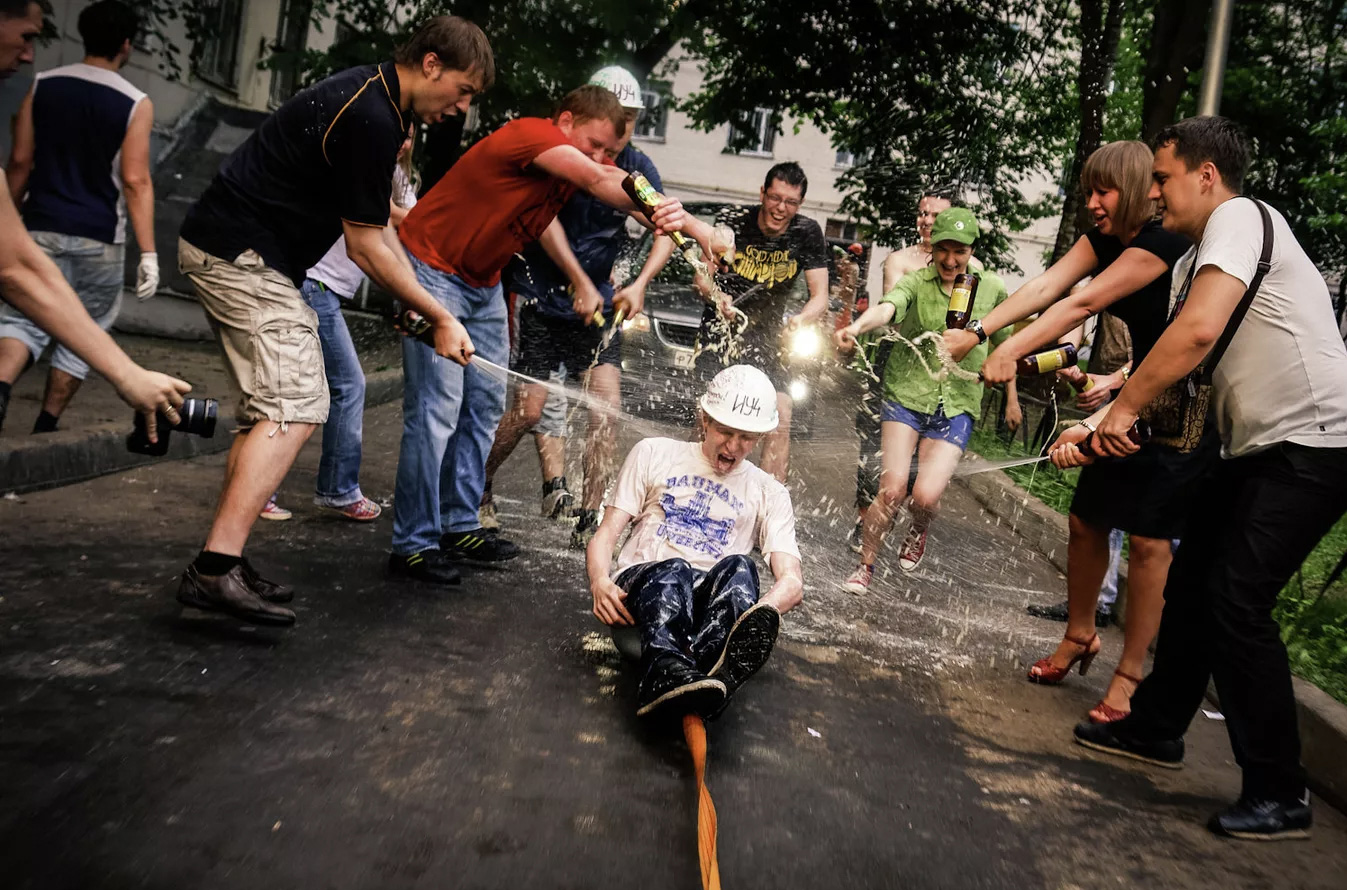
[682,714,721,890]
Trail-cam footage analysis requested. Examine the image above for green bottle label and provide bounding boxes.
[1034,350,1067,373]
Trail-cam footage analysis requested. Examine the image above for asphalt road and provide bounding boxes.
[2,392,1345,889]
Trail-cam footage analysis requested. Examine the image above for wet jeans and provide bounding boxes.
[392,256,508,554]
[301,279,365,506]
[617,555,761,683]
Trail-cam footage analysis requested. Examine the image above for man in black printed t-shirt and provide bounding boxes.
[693,161,830,482]
[172,16,493,627]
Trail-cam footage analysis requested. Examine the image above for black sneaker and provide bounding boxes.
[1026,600,1113,628]
[1207,796,1312,841]
[1073,720,1184,769]
[241,558,293,604]
[441,528,519,563]
[636,656,727,719]
[708,601,781,695]
[388,550,462,585]
[541,477,574,520]
[570,509,599,550]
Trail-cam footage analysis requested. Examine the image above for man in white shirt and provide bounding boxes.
[586,365,804,720]
[1061,115,1347,841]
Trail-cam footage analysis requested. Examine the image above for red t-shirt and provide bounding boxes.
[399,118,576,288]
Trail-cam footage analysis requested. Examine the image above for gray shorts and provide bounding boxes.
[0,232,124,380]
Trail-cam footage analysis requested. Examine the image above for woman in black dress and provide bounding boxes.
[946,141,1216,723]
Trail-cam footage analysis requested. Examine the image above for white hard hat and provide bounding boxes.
[699,365,779,433]
[589,65,644,110]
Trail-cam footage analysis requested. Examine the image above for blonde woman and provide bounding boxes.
[946,141,1216,723]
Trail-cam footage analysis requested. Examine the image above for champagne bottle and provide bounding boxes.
[1080,418,1151,458]
[622,172,699,261]
[1017,343,1078,376]
[945,272,977,330]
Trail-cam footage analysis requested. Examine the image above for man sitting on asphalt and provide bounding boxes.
[585,364,803,719]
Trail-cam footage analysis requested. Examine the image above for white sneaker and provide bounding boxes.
[842,564,873,595]
[479,499,500,532]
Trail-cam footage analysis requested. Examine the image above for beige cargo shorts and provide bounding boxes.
[179,238,329,427]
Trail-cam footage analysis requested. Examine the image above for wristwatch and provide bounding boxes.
[967,318,988,344]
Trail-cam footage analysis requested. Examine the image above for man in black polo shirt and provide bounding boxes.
[174,16,493,626]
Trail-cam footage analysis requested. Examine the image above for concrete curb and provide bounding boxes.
[954,458,1347,816]
[0,366,404,495]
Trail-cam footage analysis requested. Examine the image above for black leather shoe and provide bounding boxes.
[1074,720,1184,769]
[177,565,296,626]
[389,550,462,585]
[241,558,293,604]
[1026,600,1113,627]
[708,602,781,696]
[1207,796,1311,841]
[636,656,727,719]
[441,528,519,563]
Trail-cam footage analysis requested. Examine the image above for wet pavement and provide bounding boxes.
[3,394,1345,889]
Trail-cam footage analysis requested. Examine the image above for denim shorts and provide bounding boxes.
[882,400,973,450]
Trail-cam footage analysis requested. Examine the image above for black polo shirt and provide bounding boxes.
[181,61,406,285]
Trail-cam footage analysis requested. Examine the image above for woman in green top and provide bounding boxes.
[833,208,1017,593]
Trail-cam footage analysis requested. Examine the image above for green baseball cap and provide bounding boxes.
[929,207,979,246]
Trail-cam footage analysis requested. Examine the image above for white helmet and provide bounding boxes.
[589,65,644,110]
[700,365,779,433]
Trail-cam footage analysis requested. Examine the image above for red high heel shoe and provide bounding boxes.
[1088,669,1143,724]
[1027,633,1100,685]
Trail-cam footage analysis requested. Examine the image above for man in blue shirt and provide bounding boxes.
[481,67,676,549]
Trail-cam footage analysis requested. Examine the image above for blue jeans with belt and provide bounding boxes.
[300,278,365,507]
[392,256,508,555]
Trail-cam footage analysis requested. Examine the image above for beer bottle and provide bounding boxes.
[1061,365,1095,392]
[946,272,977,330]
[1017,343,1078,376]
[396,307,436,348]
[622,172,699,261]
[1080,418,1151,458]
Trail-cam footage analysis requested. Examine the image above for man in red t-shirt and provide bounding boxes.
[390,85,715,585]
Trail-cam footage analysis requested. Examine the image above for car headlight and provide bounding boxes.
[622,313,651,333]
[789,325,822,358]
[788,379,809,401]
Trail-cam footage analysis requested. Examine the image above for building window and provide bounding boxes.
[194,0,245,89]
[725,108,778,157]
[633,80,671,142]
[269,0,312,107]
[826,218,859,241]
[834,147,873,169]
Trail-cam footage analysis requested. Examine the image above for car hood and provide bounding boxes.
[643,282,705,328]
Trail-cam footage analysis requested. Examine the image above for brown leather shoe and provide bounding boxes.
[176,565,296,626]
[241,558,294,604]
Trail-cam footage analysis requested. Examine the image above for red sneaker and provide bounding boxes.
[898,524,928,571]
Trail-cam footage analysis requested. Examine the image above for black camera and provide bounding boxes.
[126,397,218,456]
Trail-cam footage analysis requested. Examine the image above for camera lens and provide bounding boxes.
[177,398,218,438]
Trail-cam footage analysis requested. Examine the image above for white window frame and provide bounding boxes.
[726,107,777,157]
[194,0,246,90]
[633,81,671,142]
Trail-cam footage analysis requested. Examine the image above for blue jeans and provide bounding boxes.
[392,257,508,554]
[301,278,365,506]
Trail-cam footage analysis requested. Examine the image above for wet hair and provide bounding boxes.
[554,85,626,136]
[78,1,137,60]
[394,15,495,90]
[764,161,808,199]
[1080,141,1158,235]
[1151,115,1251,193]
[0,0,46,19]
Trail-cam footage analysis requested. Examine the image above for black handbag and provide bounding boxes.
[1140,197,1273,452]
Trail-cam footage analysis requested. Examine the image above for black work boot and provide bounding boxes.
[241,558,293,603]
[176,565,296,626]
[636,655,726,719]
[1208,796,1312,841]
[707,601,781,696]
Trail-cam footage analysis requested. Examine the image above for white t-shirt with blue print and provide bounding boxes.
[607,437,800,575]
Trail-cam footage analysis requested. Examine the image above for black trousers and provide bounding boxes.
[617,555,760,682]
[1118,443,1347,803]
